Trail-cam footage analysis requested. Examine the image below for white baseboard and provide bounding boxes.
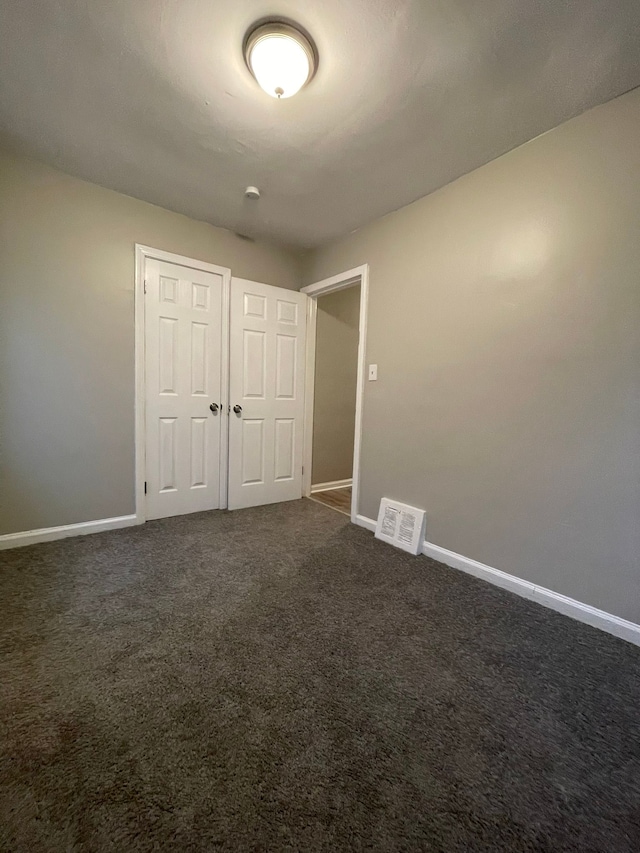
[311,479,353,494]
[421,540,537,599]
[355,513,377,532]
[0,514,139,551]
[354,515,640,647]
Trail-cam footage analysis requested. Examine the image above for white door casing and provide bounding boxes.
[228,278,308,510]
[144,258,224,520]
[300,265,370,524]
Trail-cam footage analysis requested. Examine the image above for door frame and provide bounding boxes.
[300,264,369,524]
[134,244,232,523]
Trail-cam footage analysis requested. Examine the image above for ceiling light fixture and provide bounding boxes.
[244,22,317,99]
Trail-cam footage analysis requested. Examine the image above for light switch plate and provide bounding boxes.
[368,364,378,381]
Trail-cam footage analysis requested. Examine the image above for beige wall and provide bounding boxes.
[304,88,640,623]
[0,150,302,535]
[312,286,360,485]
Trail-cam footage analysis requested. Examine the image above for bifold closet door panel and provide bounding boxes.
[145,258,224,519]
[228,278,307,510]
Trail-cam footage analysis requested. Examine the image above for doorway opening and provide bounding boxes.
[301,265,369,523]
[309,285,360,515]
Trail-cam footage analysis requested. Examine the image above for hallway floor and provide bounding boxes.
[309,486,352,515]
[1,499,640,852]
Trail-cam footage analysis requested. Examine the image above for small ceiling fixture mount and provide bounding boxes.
[244,21,317,99]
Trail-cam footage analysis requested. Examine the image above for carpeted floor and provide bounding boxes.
[1,499,640,852]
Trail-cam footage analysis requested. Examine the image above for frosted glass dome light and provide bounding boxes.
[245,23,316,99]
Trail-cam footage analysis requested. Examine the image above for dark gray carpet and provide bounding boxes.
[1,499,640,852]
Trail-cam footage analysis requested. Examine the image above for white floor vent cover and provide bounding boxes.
[375,498,426,555]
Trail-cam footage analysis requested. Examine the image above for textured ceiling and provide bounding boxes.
[1,0,639,248]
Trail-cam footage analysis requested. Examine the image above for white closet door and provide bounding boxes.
[145,258,224,520]
[228,278,307,510]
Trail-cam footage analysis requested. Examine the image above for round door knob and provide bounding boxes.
[209,403,219,413]
[233,405,242,414]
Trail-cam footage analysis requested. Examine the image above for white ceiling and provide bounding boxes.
[1,0,639,248]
